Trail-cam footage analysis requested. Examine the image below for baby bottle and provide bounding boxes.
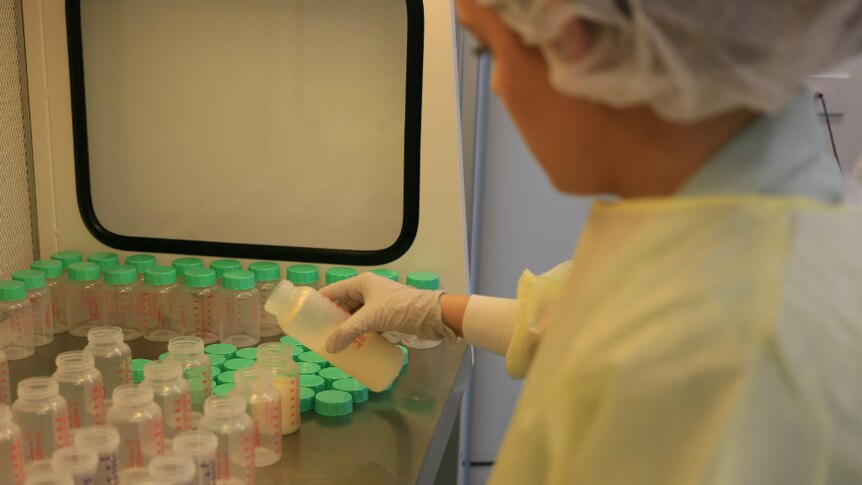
[229,368,281,467]
[177,268,218,344]
[83,326,132,406]
[12,377,70,463]
[52,351,106,430]
[106,384,164,470]
[197,396,254,485]
[101,265,140,341]
[0,403,26,485]
[30,260,66,334]
[0,280,35,360]
[12,269,54,345]
[142,361,191,444]
[254,342,299,435]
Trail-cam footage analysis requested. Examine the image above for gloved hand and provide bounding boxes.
[320,272,455,353]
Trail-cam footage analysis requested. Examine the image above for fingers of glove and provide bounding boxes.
[325,307,374,353]
[319,277,367,310]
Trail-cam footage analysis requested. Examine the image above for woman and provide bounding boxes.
[323,1,862,483]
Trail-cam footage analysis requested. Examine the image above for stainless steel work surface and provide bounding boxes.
[9,333,472,484]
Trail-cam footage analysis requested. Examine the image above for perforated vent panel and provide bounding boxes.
[0,0,34,279]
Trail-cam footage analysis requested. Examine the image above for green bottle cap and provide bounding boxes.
[291,345,306,361]
[217,371,236,385]
[88,252,119,270]
[222,270,255,291]
[298,351,329,368]
[299,387,315,412]
[398,345,409,365]
[298,362,321,375]
[183,268,216,288]
[213,383,235,397]
[287,265,319,285]
[12,270,46,290]
[68,262,101,282]
[370,269,399,282]
[30,260,63,279]
[279,335,303,347]
[124,254,157,275]
[210,260,241,279]
[248,262,280,282]
[172,257,204,277]
[208,354,226,369]
[314,390,353,416]
[406,272,440,290]
[0,281,27,301]
[332,378,369,404]
[144,266,177,286]
[319,367,351,390]
[205,343,237,359]
[103,265,137,286]
[300,374,325,393]
[159,352,170,361]
[223,358,255,372]
[51,250,83,268]
[131,358,150,383]
[325,267,358,285]
[211,367,222,379]
[235,348,257,360]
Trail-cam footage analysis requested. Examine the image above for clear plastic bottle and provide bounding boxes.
[197,396,254,485]
[87,253,119,272]
[136,267,180,342]
[142,361,191,445]
[101,266,140,341]
[124,255,156,284]
[73,426,120,485]
[264,281,402,392]
[83,326,132,406]
[246,263,281,338]
[171,258,203,287]
[24,471,74,485]
[400,272,443,349]
[0,403,26,485]
[30,260,66,334]
[0,280,35,360]
[286,264,320,290]
[12,270,54,346]
[217,271,260,348]
[65,262,102,338]
[51,446,98,485]
[177,269,217,344]
[106,384,164,470]
[229,368,281,467]
[171,430,217,485]
[147,453,196,485]
[52,351,106,430]
[12,377,70,463]
[208,261,240,288]
[164,337,212,420]
[254,343,299,435]
[0,350,10,405]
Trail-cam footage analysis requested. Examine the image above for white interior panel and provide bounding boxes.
[80,0,406,250]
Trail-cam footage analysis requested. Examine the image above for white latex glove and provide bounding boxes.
[320,272,454,353]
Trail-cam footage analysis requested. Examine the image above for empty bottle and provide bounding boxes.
[87,253,119,272]
[400,272,443,349]
[12,377,70,463]
[255,343,299,435]
[101,266,140,341]
[147,453,196,485]
[171,430,217,485]
[66,262,102,337]
[230,368,281,467]
[164,337,212,419]
[171,258,203,287]
[51,446,98,485]
[73,426,120,485]
[83,326,132,406]
[208,261,240,288]
[142,361,191,444]
[177,268,217,344]
[12,270,54,346]
[124,255,156,284]
[30,260,66,334]
[247,263,281,337]
[0,350,10,405]
[0,280,35,360]
[0,404,26,485]
[106,384,164,470]
[217,271,260,348]
[286,264,320,289]
[137,267,180,342]
[52,351,106,430]
[197,396,254,485]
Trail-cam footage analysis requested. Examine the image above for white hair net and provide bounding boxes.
[477,0,862,122]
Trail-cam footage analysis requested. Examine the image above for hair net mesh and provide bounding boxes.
[477,0,862,122]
